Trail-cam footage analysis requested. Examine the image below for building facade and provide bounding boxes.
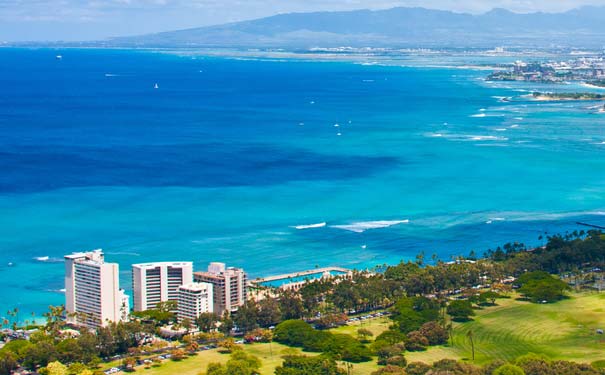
[193,262,247,315]
[132,262,193,311]
[177,282,213,323]
[65,249,129,328]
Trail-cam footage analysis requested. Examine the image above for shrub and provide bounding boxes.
[493,364,525,375]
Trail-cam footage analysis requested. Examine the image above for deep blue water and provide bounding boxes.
[1,48,605,321]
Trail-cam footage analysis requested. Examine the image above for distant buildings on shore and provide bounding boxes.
[64,250,247,328]
[488,57,605,83]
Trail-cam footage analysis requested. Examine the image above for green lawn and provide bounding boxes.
[136,342,320,375]
[330,316,392,338]
[408,292,605,365]
[132,293,605,374]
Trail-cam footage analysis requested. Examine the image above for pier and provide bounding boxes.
[251,267,352,290]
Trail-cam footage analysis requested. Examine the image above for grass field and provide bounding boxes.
[133,342,307,375]
[137,292,605,374]
[408,292,605,365]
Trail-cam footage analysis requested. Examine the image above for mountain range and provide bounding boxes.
[109,6,605,48]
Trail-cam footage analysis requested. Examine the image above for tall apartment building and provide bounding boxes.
[193,262,247,315]
[177,282,213,323]
[65,249,129,328]
[132,262,193,311]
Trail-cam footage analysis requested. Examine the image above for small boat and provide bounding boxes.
[154,83,159,89]
[7,262,13,267]
[35,256,50,262]
[56,55,62,60]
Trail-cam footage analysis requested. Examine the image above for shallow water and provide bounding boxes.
[1,48,604,320]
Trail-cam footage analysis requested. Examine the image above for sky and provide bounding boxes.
[1,0,605,42]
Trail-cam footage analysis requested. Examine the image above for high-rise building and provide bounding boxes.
[193,262,247,315]
[177,282,213,323]
[64,249,129,328]
[132,262,193,311]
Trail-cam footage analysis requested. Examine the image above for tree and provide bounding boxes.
[278,290,305,320]
[446,300,475,322]
[478,291,501,306]
[418,321,448,345]
[275,355,345,375]
[467,330,475,361]
[0,351,18,375]
[219,312,234,335]
[22,341,59,369]
[257,298,282,328]
[517,273,569,303]
[44,361,68,375]
[493,364,526,375]
[66,362,87,375]
[196,312,220,332]
[357,328,374,343]
[217,338,240,354]
[376,343,405,366]
[170,349,186,361]
[233,301,259,334]
[274,320,314,347]
[405,362,431,375]
[205,351,261,375]
[405,331,429,351]
[371,365,406,374]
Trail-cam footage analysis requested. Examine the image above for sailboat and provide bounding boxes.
[154,83,159,89]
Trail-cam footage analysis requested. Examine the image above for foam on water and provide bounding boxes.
[331,220,410,233]
[292,222,327,230]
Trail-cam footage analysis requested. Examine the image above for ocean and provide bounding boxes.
[1,48,605,321]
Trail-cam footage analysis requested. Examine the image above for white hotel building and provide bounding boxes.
[132,261,193,311]
[65,249,129,328]
[177,282,213,323]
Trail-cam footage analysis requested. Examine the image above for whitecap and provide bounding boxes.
[510,124,520,128]
[469,135,508,141]
[292,222,327,230]
[494,128,507,132]
[471,113,487,118]
[331,220,409,233]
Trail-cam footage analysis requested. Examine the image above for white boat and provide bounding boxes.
[56,55,62,60]
[35,256,50,262]
[154,83,159,89]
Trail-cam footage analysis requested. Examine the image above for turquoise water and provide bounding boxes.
[1,48,605,320]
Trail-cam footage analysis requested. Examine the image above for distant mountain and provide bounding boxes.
[110,6,605,48]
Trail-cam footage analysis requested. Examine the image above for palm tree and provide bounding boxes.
[467,330,475,361]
